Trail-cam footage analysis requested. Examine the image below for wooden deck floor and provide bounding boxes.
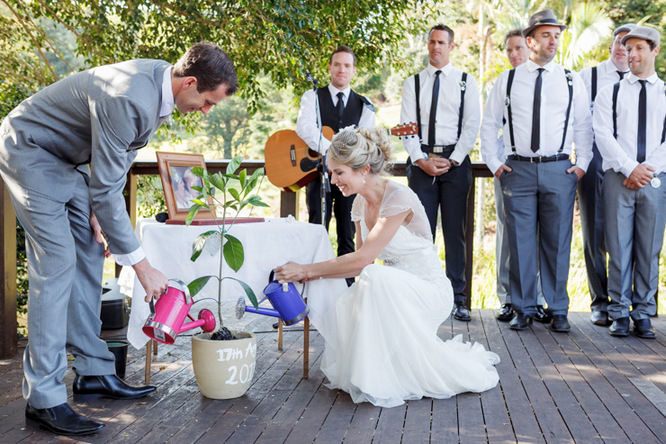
[2,310,666,443]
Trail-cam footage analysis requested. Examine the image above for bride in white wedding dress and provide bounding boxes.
[274,127,499,408]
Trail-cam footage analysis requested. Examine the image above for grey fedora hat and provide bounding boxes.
[621,26,661,47]
[523,9,567,38]
[613,23,637,37]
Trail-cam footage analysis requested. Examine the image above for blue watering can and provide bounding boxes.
[235,273,309,325]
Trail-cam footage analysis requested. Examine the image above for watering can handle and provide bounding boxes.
[268,270,290,292]
[168,278,192,304]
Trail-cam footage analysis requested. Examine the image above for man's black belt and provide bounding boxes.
[421,144,455,156]
[507,153,570,163]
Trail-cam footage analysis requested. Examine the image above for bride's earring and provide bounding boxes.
[363,173,366,184]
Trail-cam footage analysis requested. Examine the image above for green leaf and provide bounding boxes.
[191,230,219,262]
[239,168,247,188]
[228,187,240,200]
[226,156,243,175]
[224,277,259,308]
[188,275,216,298]
[190,167,205,178]
[186,206,202,226]
[222,233,244,272]
[210,173,226,192]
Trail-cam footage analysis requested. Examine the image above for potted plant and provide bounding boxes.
[185,155,269,399]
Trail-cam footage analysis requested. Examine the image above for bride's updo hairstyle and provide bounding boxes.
[328,127,393,175]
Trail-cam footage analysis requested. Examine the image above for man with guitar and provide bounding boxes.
[295,45,376,284]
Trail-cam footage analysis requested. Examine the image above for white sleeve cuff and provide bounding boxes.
[113,246,146,266]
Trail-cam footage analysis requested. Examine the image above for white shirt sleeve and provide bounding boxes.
[480,74,507,174]
[450,74,480,164]
[593,84,638,177]
[296,89,331,155]
[358,98,376,129]
[571,73,594,171]
[112,246,146,267]
[400,75,426,162]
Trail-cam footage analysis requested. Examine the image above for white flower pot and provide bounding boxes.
[191,331,257,399]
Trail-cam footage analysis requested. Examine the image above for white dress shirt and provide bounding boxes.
[113,65,175,267]
[296,83,376,154]
[593,73,666,177]
[480,60,593,174]
[579,58,629,106]
[400,63,480,165]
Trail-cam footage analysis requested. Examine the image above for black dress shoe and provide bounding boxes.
[25,403,104,436]
[73,374,156,401]
[533,305,552,323]
[452,304,471,322]
[496,304,514,322]
[550,315,571,332]
[609,317,630,337]
[590,310,610,326]
[633,318,656,339]
[509,313,532,330]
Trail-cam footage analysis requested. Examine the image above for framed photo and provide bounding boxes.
[156,152,212,222]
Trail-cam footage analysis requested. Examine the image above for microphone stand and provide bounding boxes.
[310,75,329,230]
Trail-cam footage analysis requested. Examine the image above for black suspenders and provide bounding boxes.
[505,68,573,153]
[414,71,467,146]
[613,81,666,143]
[591,66,598,102]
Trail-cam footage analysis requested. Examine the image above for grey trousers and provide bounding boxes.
[500,159,577,316]
[577,144,609,312]
[603,171,665,320]
[494,178,545,306]
[0,150,115,409]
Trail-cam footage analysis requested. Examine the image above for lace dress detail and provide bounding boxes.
[309,180,500,408]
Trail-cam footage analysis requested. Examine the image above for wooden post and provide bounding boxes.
[0,181,17,358]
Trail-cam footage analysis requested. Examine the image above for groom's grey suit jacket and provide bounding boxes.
[0,59,171,254]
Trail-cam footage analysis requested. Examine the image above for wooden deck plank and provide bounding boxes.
[3,310,666,443]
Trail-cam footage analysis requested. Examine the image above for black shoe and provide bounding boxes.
[550,315,570,332]
[496,304,514,322]
[25,403,104,436]
[609,317,630,337]
[633,318,656,339]
[73,374,156,401]
[509,313,532,330]
[533,305,552,323]
[590,310,610,326]
[452,304,471,322]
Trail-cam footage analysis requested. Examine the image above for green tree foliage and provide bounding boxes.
[0,0,427,115]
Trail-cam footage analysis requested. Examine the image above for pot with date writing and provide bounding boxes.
[191,329,257,399]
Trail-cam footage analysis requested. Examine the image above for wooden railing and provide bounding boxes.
[0,160,492,358]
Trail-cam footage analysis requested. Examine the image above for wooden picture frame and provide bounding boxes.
[156,152,212,222]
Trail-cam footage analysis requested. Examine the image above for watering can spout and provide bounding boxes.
[243,306,281,318]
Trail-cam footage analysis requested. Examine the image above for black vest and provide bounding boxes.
[316,87,366,132]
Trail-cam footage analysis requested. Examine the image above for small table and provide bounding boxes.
[119,217,347,380]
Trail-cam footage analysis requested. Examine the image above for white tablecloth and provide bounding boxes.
[120,218,347,348]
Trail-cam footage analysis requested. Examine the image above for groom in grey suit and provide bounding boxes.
[0,42,237,436]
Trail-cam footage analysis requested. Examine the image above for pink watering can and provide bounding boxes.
[235,272,309,325]
[142,279,216,344]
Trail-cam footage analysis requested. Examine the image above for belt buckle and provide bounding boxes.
[530,156,536,164]
[433,146,443,154]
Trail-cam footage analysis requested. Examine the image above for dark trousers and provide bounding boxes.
[407,153,472,304]
[306,174,356,258]
[577,143,609,312]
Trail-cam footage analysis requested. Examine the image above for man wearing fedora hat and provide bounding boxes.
[592,25,666,339]
[578,23,637,327]
[480,9,593,332]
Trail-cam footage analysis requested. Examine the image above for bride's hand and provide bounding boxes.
[274,261,308,283]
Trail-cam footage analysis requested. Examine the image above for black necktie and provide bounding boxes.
[637,79,647,163]
[336,91,345,126]
[617,70,626,80]
[531,68,544,153]
[428,70,442,146]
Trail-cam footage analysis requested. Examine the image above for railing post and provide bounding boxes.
[1,179,18,358]
[280,190,299,219]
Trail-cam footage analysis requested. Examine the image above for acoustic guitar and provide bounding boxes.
[264,123,418,191]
